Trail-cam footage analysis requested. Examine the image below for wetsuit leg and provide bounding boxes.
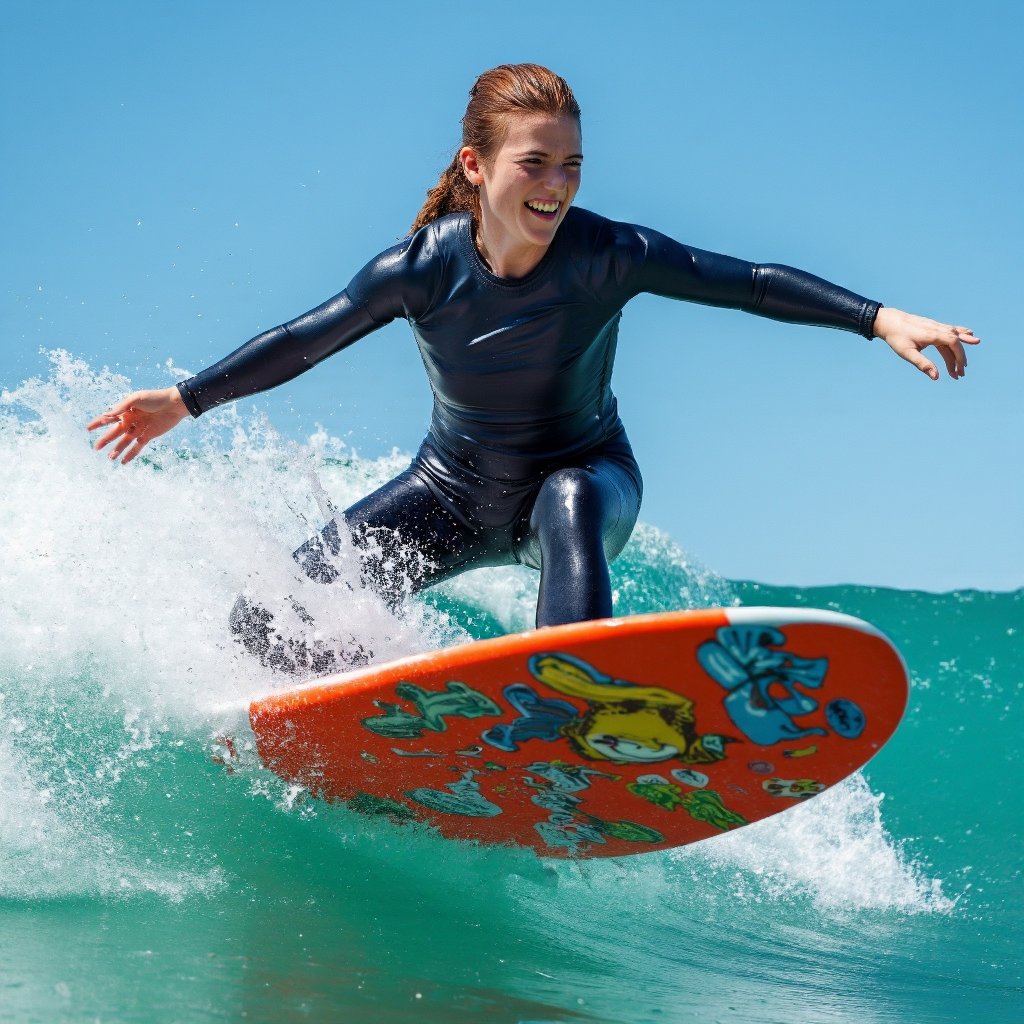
[231,467,499,671]
[520,456,642,628]
[294,467,498,602]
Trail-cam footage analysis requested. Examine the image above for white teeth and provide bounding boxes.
[526,200,559,213]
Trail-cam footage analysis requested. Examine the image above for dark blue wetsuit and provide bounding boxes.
[177,207,879,657]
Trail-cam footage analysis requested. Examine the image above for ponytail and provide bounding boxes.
[410,155,479,235]
[410,64,580,235]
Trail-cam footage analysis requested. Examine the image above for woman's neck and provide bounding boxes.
[474,219,550,280]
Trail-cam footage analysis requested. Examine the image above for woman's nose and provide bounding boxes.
[543,165,567,193]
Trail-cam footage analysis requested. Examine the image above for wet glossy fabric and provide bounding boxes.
[181,207,879,630]
[177,207,880,470]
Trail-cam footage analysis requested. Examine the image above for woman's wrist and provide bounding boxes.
[172,382,202,419]
[872,306,899,341]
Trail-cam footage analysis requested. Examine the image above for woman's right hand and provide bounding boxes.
[87,386,191,465]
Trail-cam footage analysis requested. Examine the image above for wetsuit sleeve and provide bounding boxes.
[176,236,435,417]
[622,225,880,339]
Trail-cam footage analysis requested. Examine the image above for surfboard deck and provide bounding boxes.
[227,607,908,858]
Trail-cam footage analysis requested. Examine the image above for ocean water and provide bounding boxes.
[0,352,1020,1024]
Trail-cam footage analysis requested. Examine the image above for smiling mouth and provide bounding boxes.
[525,199,560,220]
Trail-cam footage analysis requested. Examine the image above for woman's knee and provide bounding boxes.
[529,468,612,561]
[529,464,638,563]
[532,467,603,529]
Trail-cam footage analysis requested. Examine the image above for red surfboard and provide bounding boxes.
[219,607,908,858]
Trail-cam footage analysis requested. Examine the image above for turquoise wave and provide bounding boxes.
[1,353,1020,1022]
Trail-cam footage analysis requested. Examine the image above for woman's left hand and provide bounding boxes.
[872,307,980,380]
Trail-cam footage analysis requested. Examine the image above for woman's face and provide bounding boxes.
[461,112,582,275]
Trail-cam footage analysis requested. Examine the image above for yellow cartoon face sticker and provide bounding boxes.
[562,708,728,764]
[481,653,732,765]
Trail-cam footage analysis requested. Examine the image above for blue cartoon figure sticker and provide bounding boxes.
[697,626,830,746]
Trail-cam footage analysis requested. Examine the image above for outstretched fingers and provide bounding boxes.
[893,315,981,381]
[938,343,962,380]
[86,395,137,433]
[87,398,137,452]
[940,325,980,379]
[90,418,128,452]
[109,427,150,465]
[87,404,147,462]
[907,349,940,381]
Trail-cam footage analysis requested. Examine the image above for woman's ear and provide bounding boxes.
[459,146,485,187]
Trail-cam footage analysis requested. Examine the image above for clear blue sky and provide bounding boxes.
[2,1,1020,591]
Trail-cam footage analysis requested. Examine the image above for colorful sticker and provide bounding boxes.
[406,769,503,817]
[670,768,710,788]
[482,653,730,766]
[362,680,502,739]
[627,779,747,831]
[825,699,866,739]
[637,773,670,786]
[697,626,830,745]
[523,760,662,854]
[783,745,818,759]
[762,777,826,799]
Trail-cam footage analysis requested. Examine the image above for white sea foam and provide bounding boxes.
[0,351,436,717]
[683,773,955,914]
[0,352,442,899]
[0,737,223,902]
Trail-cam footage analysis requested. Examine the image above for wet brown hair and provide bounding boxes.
[410,64,581,234]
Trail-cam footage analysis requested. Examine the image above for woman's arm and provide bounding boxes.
[88,229,441,464]
[623,225,880,336]
[175,290,384,417]
[86,287,384,466]
[622,224,979,376]
[176,234,435,417]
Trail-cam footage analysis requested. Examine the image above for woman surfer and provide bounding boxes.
[87,64,978,671]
